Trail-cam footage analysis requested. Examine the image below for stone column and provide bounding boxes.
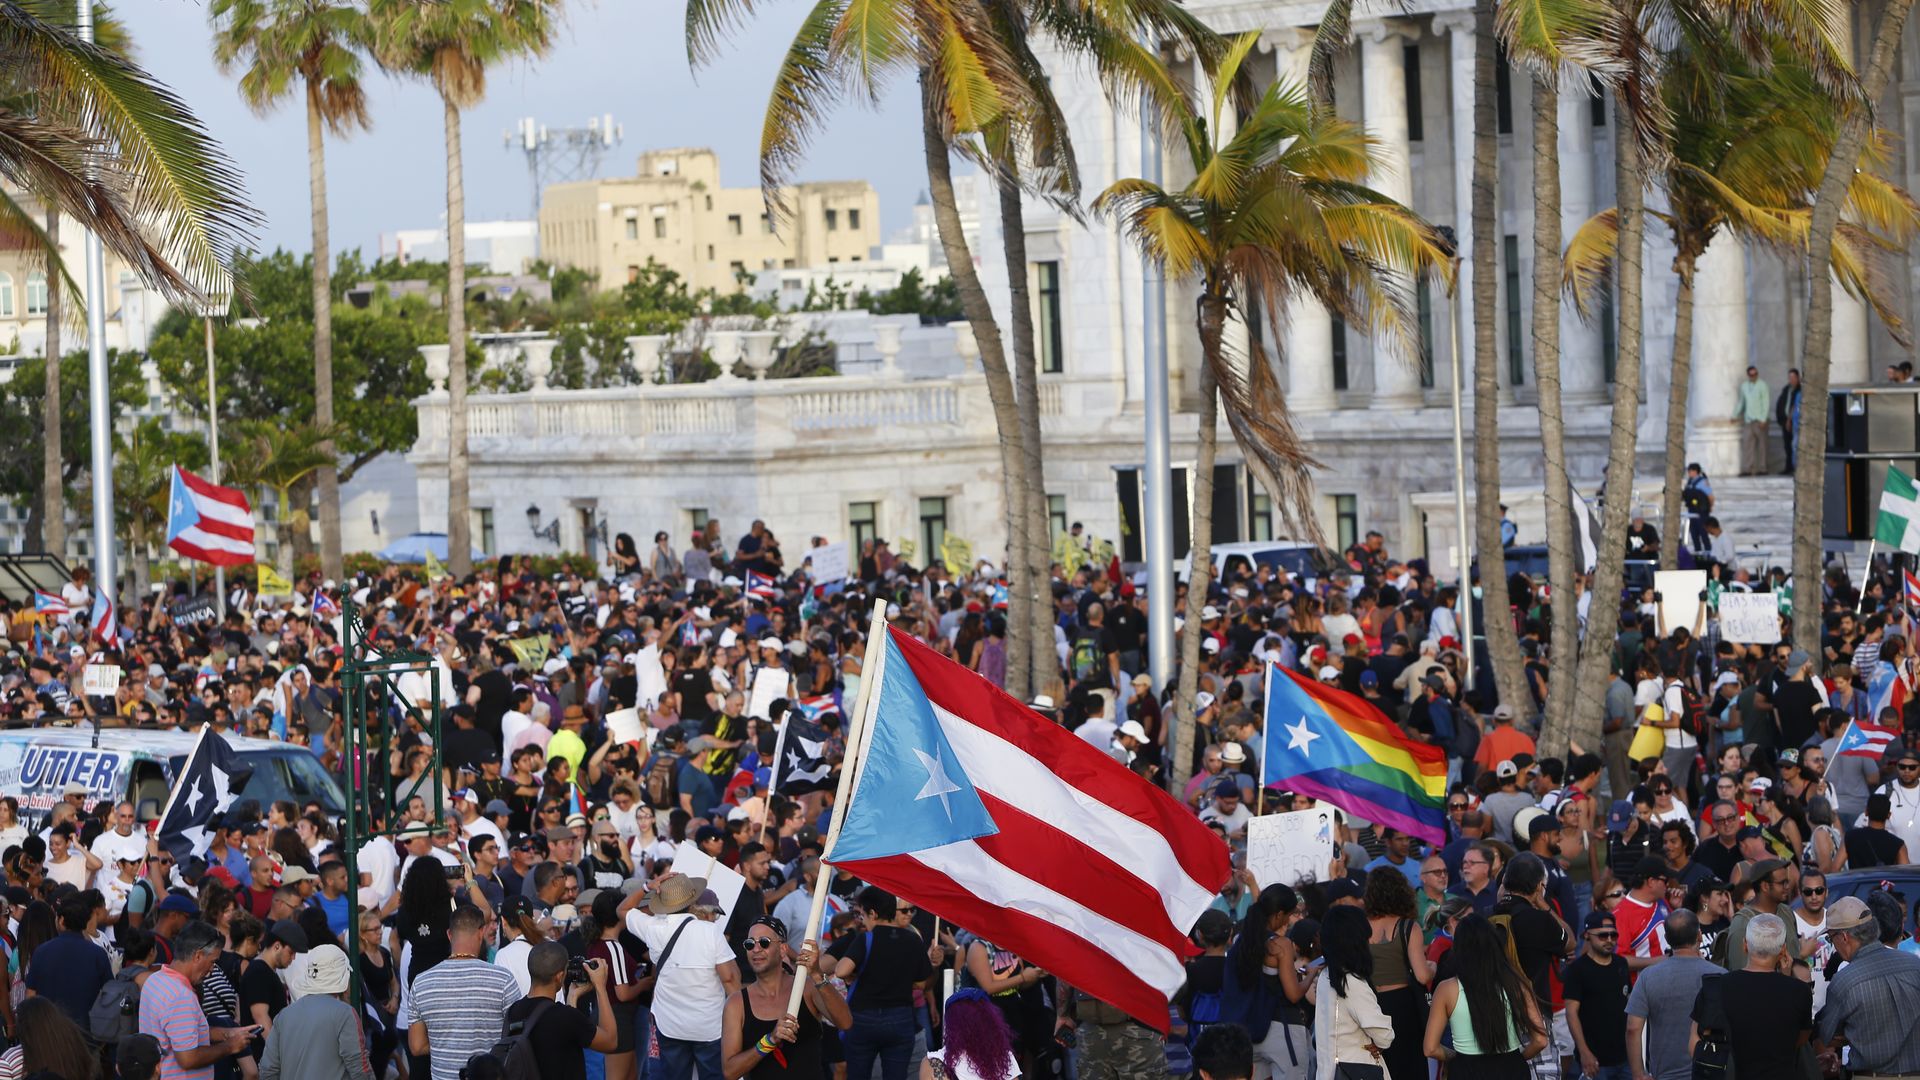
[1557,82,1608,404]
[1266,30,1339,412]
[1686,232,1748,477]
[1359,18,1425,408]
[1829,3,1872,387]
[1438,12,1476,404]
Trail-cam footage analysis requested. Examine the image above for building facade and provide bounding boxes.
[538,148,882,294]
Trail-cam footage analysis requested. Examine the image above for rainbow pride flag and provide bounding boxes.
[1260,663,1448,844]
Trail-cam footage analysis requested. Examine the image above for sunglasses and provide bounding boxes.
[744,936,780,950]
[1803,887,1827,896]
[1588,930,1618,939]
[1602,891,1625,901]
[1448,803,1469,811]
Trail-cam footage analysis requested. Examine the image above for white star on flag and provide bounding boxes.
[913,746,962,820]
[209,765,238,814]
[1286,716,1321,754]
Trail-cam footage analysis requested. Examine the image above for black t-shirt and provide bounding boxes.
[1712,970,1811,1080]
[1108,605,1145,655]
[443,727,495,776]
[503,996,596,1080]
[1845,826,1907,868]
[472,669,514,741]
[827,924,932,1010]
[1772,681,1822,750]
[1560,953,1631,1065]
[239,957,288,1059]
[1492,898,1566,1008]
[1694,840,1742,882]
[674,668,715,722]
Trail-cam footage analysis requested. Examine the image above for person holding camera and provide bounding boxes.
[497,942,619,1080]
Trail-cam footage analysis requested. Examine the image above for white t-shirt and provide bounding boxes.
[494,939,534,996]
[398,847,460,885]
[1200,802,1253,835]
[90,829,146,890]
[626,910,735,1042]
[359,838,401,909]
[461,815,505,853]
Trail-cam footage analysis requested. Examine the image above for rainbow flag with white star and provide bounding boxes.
[1260,662,1447,843]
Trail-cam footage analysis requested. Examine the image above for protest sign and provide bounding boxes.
[669,839,745,915]
[1246,807,1337,888]
[1654,570,1708,634]
[169,595,218,630]
[746,667,791,721]
[1718,592,1782,644]
[83,664,122,697]
[810,542,850,584]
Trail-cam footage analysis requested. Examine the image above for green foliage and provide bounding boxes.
[850,267,962,319]
[0,348,144,510]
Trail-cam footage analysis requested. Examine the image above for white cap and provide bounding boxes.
[1318,665,1341,681]
[759,637,782,650]
[1201,605,1222,620]
[1196,691,1216,711]
[1116,719,1148,742]
[542,658,568,675]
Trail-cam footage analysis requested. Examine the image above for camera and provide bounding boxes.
[566,957,587,983]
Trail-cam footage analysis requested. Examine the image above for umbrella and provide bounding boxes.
[376,533,484,565]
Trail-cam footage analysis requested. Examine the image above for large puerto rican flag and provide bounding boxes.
[165,465,255,567]
[828,626,1228,1030]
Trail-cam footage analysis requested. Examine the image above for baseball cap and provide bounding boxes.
[1214,778,1242,799]
[1359,670,1379,689]
[1117,719,1148,742]
[1582,910,1616,932]
[1527,816,1559,842]
[61,781,87,797]
[543,826,573,842]
[1825,896,1875,932]
[155,893,200,916]
[1606,799,1633,832]
[483,799,512,816]
[1317,665,1341,681]
[268,919,309,952]
[565,812,589,828]
[279,865,314,885]
[1324,877,1364,902]
[1496,760,1518,779]
[693,825,725,845]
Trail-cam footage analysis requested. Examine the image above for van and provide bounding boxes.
[0,728,347,828]
[1172,541,1340,585]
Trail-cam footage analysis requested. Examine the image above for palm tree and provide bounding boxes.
[212,0,372,583]
[372,0,557,578]
[1792,0,1917,660]
[1096,34,1453,786]
[115,417,208,598]
[224,419,338,577]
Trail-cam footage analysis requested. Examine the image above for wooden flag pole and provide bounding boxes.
[758,713,795,845]
[786,598,891,1020]
[1859,539,1879,614]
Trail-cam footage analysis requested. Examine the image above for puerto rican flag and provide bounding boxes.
[827,626,1228,1030]
[165,465,255,567]
[795,694,840,722]
[1838,716,1902,760]
[745,570,778,600]
[1905,569,1920,609]
[89,591,115,644]
[32,590,68,618]
[1869,660,1913,725]
[313,591,340,618]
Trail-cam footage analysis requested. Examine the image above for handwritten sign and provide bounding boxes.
[634,644,668,709]
[810,542,850,584]
[604,707,648,747]
[1719,592,1782,644]
[169,594,218,630]
[1246,808,1337,888]
[82,664,122,697]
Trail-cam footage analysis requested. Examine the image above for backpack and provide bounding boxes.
[482,998,554,1080]
[90,965,147,1044]
[1448,704,1481,764]
[1682,480,1711,516]
[642,751,680,811]
[1069,632,1103,682]
[1677,684,1710,742]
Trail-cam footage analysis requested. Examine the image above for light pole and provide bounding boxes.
[79,0,116,621]
[1141,87,1175,696]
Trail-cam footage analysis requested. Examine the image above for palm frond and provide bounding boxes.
[758,0,848,218]
[833,0,913,98]
[1561,208,1618,320]
[0,187,84,324]
[1218,329,1324,545]
[684,0,759,67]
[1831,220,1910,346]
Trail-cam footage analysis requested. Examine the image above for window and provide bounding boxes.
[762,213,775,234]
[729,261,746,278]
[782,259,796,269]
[1036,261,1064,373]
[689,507,710,532]
[1600,267,1617,382]
[25,272,46,316]
[1249,491,1274,542]
[1503,234,1524,386]
[1331,315,1349,391]
[1417,279,1435,388]
[653,217,667,239]
[0,272,13,318]
[849,208,862,230]
[1495,46,1513,134]
[728,214,743,236]
[705,195,713,211]
[849,501,878,550]
[625,219,639,240]
[472,508,495,556]
[918,497,948,562]
[1048,495,1068,539]
[1334,495,1359,553]
[707,245,715,260]
[1403,44,1423,141]
[826,208,839,231]
[627,265,641,283]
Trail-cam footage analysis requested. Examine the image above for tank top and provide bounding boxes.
[1368,919,1414,989]
[978,639,1006,688]
[1447,989,1522,1055]
[736,987,823,1078]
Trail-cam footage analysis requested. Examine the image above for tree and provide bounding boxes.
[0,350,144,527]
[115,417,210,598]
[1096,35,1452,789]
[1792,0,1918,660]
[212,0,373,582]
[222,419,339,577]
[372,0,557,578]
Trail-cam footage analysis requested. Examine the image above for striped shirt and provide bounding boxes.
[1856,640,1884,683]
[409,959,520,1080]
[140,965,213,1080]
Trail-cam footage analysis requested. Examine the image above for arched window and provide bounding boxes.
[25,272,47,316]
[0,273,15,318]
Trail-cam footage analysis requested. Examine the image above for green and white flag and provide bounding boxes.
[1876,466,1920,553]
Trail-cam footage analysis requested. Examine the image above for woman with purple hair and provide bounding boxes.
[923,989,1018,1080]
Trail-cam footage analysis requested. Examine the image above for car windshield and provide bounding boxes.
[1252,548,1318,577]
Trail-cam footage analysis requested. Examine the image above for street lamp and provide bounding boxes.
[525,504,560,545]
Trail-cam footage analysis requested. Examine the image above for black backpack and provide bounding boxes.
[479,998,553,1080]
[90,964,148,1044]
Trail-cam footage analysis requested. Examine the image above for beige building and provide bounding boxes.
[538,148,881,294]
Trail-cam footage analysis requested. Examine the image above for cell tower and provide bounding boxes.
[504,114,624,222]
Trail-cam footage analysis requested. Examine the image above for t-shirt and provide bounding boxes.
[1694,839,1742,881]
[828,924,933,1010]
[677,761,720,817]
[1845,826,1907,868]
[139,965,212,1080]
[25,931,113,1030]
[409,959,521,1080]
[1626,956,1721,1080]
[1613,894,1668,959]
[625,910,734,1042]
[1561,953,1632,1065]
[1492,899,1566,1007]
[1482,791,1538,843]
[1714,970,1811,1080]
[239,958,288,1058]
[502,997,595,1080]
[1772,681,1822,750]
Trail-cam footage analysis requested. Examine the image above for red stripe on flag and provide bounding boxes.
[189,517,255,542]
[973,792,1197,960]
[837,853,1174,1032]
[887,627,1229,895]
[176,465,251,511]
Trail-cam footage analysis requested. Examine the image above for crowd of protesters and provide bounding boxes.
[0,515,1918,1080]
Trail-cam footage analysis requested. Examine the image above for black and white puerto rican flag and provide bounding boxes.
[156,728,253,866]
[772,715,834,795]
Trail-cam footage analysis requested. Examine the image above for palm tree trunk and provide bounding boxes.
[919,73,1031,698]
[1794,0,1915,659]
[1470,0,1527,712]
[41,206,63,559]
[1570,97,1649,747]
[995,167,1051,698]
[277,486,297,579]
[444,93,473,578]
[309,82,343,582]
[1177,295,1225,785]
[1660,254,1698,571]
[1531,75,1578,752]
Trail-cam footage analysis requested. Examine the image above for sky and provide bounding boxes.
[119,0,930,261]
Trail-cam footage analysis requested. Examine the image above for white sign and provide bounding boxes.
[1718,592,1782,644]
[634,645,669,709]
[810,541,851,584]
[668,839,746,915]
[604,707,649,747]
[746,667,791,721]
[1654,570,1708,635]
[1246,808,1337,889]
[82,664,122,697]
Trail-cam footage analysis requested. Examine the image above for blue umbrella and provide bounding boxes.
[376,532,485,565]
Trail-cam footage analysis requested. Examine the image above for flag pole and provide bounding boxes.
[1257,660,1269,816]
[152,721,213,842]
[1859,539,1878,615]
[786,597,890,1020]
[759,714,794,845]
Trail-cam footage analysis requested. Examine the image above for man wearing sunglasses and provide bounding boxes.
[1563,911,1632,1080]
[719,915,850,1080]
[1868,744,1920,858]
[1794,869,1835,1005]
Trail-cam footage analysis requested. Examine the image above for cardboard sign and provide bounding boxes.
[1654,570,1708,635]
[746,667,791,721]
[1718,592,1782,644]
[810,542,850,584]
[169,594,219,629]
[82,664,122,697]
[1246,808,1338,888]
[668,839,745,915]
[604,707,648,747]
